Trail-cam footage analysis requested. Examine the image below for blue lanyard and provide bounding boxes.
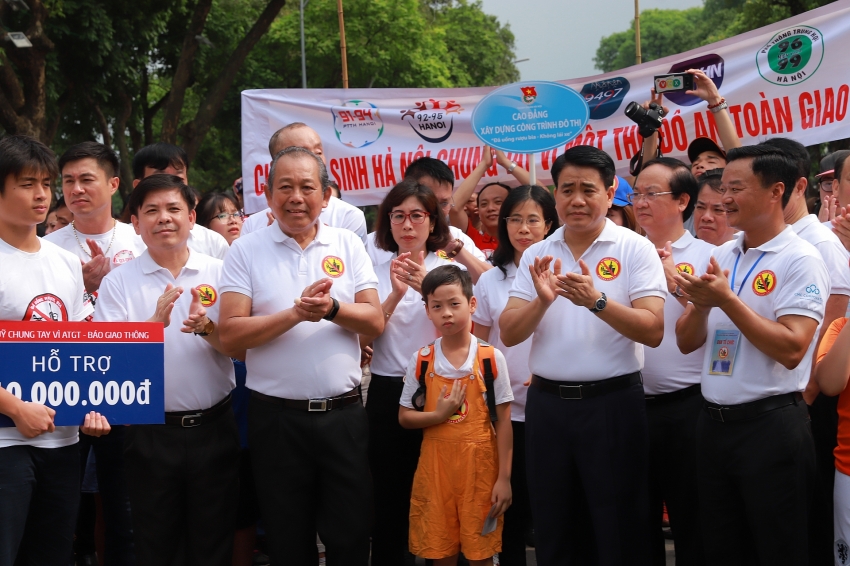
[730,251,767,296]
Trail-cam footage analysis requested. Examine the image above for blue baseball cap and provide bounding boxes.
[613,176,633,207]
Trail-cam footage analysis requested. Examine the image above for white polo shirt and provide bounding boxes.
[365,226,487,266]
[472,262,532,421]
[399,338,513,409]
[242,196,367,242]
[700,226,829,405]
[220,221,378,399]
[509,219,667,382]
[189,224,229,260]
[792,214,850,296]
[94,250,235,412]
[642,231,715,395]
[370,252,455,377]
[46,221,145,269]
[0,237,92,449]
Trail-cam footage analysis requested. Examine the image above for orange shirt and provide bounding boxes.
[816,317,850,476]
[466,219,497,258]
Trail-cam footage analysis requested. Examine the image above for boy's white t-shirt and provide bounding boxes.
[399,337,513,409]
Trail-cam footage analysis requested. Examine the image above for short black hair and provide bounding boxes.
[760,138,810,180]
[375,179,452,253]
[196,191,240,229]
[725,145,798,207]
[641,157,699,222]
[404,157,455,186]
[58,141,120,180]
[698,168,724,194]
[551,146,615,189]
[132,143,189,180]
[832,150,850,181]
[0,135,59,195]
[421,264,473,304]
[128,174,195,217]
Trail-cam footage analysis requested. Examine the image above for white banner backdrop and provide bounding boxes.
[242,0,850,212]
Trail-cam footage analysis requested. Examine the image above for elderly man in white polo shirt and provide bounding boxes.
[95,174,240,566]
[676,145,828,565]
[218,147,383,566]
[500,145,666,566]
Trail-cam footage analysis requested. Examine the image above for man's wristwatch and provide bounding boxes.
[194,318,215,336]
[323,297,340,321]
[588,292,607,313]
[672,285,685,298]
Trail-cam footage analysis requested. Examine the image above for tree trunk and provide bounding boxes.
[159,0,214,143]
[181,0,288,161]
[85,93,112,147]
[113,89,135,204]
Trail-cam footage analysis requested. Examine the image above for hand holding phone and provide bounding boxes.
[654,73,695,94]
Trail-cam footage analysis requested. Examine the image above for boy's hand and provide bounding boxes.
[434,383,466,421]
[490,477,512,518]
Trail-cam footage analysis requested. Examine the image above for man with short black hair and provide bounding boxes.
[0,135,111,566]
[95,174,240,565]
[676,144,826,564]
[501,145,666,565]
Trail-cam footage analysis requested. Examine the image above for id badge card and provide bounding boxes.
[708,325,741,376]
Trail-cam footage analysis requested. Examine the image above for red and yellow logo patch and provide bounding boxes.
[596,257,621,281]
[436,250,454,262]
[676,263,695,275]
[752,270,777,296]
[445,397,469,424]
[322,256,345,278]
[195,284,217,307]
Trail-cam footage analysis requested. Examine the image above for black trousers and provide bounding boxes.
[646,390,705,566]
[77,426,135,565]
[123,410,240,566]
[809,392,838,565]
[526,381,650,566]
[696,400,816,566]
[249,393,372,566]
[0,443,80,566]
[500,420,532,566]
[366,376,422,566]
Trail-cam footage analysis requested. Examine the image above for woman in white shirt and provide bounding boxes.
[472,185,559,566]
[366,179,453,566]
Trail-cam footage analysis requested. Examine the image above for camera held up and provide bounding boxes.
[624,101,665,139]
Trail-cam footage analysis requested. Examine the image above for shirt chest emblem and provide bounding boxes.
[596,257,621,281]
[24,293,68,322]
[676,262,695,275]
[322,256,345,278]
[195,284,218,307]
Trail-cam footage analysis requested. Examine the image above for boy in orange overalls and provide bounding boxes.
[399,265,514,566]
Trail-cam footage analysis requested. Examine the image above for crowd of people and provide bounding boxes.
[2,81,850,566]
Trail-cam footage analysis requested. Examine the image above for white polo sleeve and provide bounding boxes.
[69,259,93,321]
[219,238,253,298]
[627,238,667,302]
[774,252,830,322]
[471,272,494,327]
[814,240,850,296]
[344,207,367,243]
[399,352,420,409]
[492,348,514,405]
[347,234,379,294]
[509,247,537,303]
[93,272,128,323]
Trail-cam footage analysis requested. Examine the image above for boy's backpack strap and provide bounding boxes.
[411,342,435,412]
[476,338,499,423]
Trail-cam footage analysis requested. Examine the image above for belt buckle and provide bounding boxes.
[308,399,328,412]
[558,385,583,400]
[707,406,725,422]
[181,413,203,428]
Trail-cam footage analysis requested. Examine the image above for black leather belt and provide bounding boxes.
[370,373,405,384]
[645,383,701,406]
[165,394,231,428]
[704,391,802,423]
[251,387,361,412]
[531,372,641,400]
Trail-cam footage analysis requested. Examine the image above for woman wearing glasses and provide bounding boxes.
[197,192,245,246]
[471,185,559,566]
[366,179,454,565]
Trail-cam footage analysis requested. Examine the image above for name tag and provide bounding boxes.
[708,327,741,377]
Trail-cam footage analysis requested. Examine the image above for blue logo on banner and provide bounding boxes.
[580,77,631,120]
[0,341,164,427]
[471,81,589,153]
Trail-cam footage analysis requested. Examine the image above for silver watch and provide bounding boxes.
[589,292,607,313]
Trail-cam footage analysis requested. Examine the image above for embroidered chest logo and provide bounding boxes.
[676,262,695,275]
[195,284,217,307]
[752,270,777,296]
[436,250,454,262]
[596,257,621,281]
[322,256,345,278]
[112,250,135,265]
[445,395,469,424]
[24,294,68,322]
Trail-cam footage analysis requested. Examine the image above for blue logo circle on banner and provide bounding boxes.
[471,81,589,153]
